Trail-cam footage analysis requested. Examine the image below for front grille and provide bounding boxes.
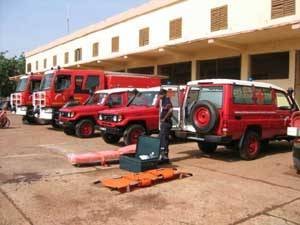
[60,111,69,118]
[102,114,114,122]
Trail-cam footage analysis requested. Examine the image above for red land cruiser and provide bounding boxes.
[58,88,136,138]
[169,79,298,160]
[97,86,185,145]
[97,87,161,145]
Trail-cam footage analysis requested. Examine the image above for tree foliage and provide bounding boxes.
[0,52,25,97]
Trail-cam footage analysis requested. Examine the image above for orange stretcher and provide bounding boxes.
[98,168,192,193]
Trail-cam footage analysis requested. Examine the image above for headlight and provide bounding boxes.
[113,115,123,122]
[67,112,75,118]
[99,114,103,120]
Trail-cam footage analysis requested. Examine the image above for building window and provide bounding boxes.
[169,18,182,40]
[271,0,295,19]
[35,61,39,71]
[112,36,119,53]
[211,5,228,32]
[139,27,149,47]
[197,56,241,80]
[250,52,289,80]
[27,63,32,73]
[43,59,47,69]
[92,42,99,57]
[53,55,57,67]
[74,48,82,62]
[158,61,191,85]
[64,52,69,64]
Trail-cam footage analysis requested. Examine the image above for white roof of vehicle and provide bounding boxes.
[95,87,136,94]
[187,79,285,92]
[135,86,161,92]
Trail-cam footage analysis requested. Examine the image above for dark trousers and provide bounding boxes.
[159,121,172,156]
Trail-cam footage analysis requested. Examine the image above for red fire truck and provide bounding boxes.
[10,74,43,124]
[33,68,161,128]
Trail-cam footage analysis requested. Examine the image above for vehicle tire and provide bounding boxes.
[123,124,145,145]
[22,116,35,124]
[293,144,300,172]
[35,118,49,125]
[197,142,217,153]
[64,128,75,135]
[190,100,218,134]
[51,120,60,129]
[75,119,95,138]
[239,131,261,160]
[102,133,121,144]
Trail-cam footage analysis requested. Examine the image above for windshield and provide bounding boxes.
[40,73,54,90]
[86,93,107,105]
[15,78,28,92]
[130,91,158,107]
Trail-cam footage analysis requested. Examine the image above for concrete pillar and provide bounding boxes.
[191,59,197,81]
[154,64,158,75]
[241,53,249,81]
[289,49,296,89]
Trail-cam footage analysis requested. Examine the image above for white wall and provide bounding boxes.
[26,0,300,73]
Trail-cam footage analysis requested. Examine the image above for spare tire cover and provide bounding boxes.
[190,100,219,134]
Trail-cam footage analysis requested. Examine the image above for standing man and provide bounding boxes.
[159,89,173,163]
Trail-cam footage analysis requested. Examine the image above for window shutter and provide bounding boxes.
[112,36,119,52]
[53,55,57,66]
[43,59,47,69]
[139,27,149,47]
[92,42,99,57]
[169,18,182,40]
[272,0,295,19]
[35,61,38,70]
[64,52,69,64]
[27,63,32,73]
[211,5,228,32]
[74,48,82,62]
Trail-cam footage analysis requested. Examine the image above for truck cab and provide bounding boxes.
[10,74,42,123]
[58,88,137,138]
[33,68,104,127]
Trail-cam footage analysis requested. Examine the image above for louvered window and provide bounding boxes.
[139,27,149,47]
[53,55,57,66]
[169,18,182,40]
[211,5,228,32]
[27,63,32,73]
[112,36,119,52]
[272,0,295,19]
[35,61,39,70]
[92,42,99,57]
[74,48,82,62]
[64,52,69,64]
[43,59,47,69]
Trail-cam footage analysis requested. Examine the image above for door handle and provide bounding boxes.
[235,115,242,120]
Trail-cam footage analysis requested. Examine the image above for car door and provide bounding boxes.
[275,90,293,135]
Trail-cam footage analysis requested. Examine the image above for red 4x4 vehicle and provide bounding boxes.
[98,87,161,145]
[97,86,185,145]
[58,88,136,138]
[170,79,298,160]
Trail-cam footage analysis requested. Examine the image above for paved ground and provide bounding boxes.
[0,113,300,225]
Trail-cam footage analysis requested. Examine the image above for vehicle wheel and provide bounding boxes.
[35,118,49,125]
[102,133,121,144]
[75,119,95,138]
[64,128,75,135]
[197,142,217,153]
[239,131,261,160]
[190,100,218,134]
[123,124,145,145]
[51,120,60,129]
[22,116,35,124]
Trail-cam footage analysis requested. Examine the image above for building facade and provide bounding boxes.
[25,0,300,101]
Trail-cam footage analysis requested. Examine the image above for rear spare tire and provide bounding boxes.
[190,100,218,134]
